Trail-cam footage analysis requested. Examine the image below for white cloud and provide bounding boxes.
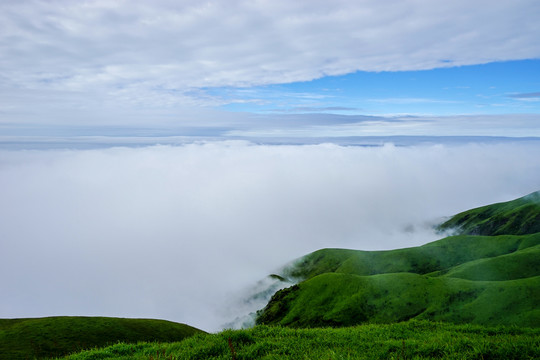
[0,142,539,331]
[1,0,539,114]
[368,98,460,105]
[225,114,540,138]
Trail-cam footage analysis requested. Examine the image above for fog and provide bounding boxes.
[1,141,539,331]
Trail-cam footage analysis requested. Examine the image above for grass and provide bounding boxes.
[0,317,203,360]
[53,321,540,359]
[258,272,540,328]
[440,243,540,281]
[285,233,540,281]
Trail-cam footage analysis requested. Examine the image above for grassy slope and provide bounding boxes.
[0,316,203,360]
[56,321,540,360]
[437,190,540,236]
[258,273,540,328]
[258,192,540,328]
[286,233,540,280]
[439,243,540,281]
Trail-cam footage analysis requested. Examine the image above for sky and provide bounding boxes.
[0,0,539,138]
[218,60,540,116]
[1,0,540,332]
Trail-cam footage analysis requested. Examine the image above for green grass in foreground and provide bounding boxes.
[55,321,540,360]
[0,317,203,360]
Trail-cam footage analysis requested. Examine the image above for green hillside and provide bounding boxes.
[55,321,540,360]
[257,191,540,328]
[285,233,540,280]
[0,316,203,360]
[257,273,539,328]
[437,190,540,235]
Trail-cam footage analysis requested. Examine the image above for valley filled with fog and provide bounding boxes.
[1,140,539,331]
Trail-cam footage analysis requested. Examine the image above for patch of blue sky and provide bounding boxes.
[214,60,540,116]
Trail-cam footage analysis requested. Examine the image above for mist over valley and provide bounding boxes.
[1,140,539,331]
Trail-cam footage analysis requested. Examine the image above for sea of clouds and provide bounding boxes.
[1,140,539,331]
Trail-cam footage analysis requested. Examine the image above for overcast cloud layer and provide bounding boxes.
[1,142,539,331]
[1,0,540,124]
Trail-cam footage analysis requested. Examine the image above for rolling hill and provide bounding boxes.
[0,316,203,360]
[437,190,540,236]
[257,191,540,328]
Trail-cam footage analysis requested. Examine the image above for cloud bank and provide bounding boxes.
[1,0,539,115]
[1,141,539,331]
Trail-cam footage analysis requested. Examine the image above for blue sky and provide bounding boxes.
[217,60,540,116]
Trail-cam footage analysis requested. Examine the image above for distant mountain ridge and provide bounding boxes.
[256,191,540,328]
